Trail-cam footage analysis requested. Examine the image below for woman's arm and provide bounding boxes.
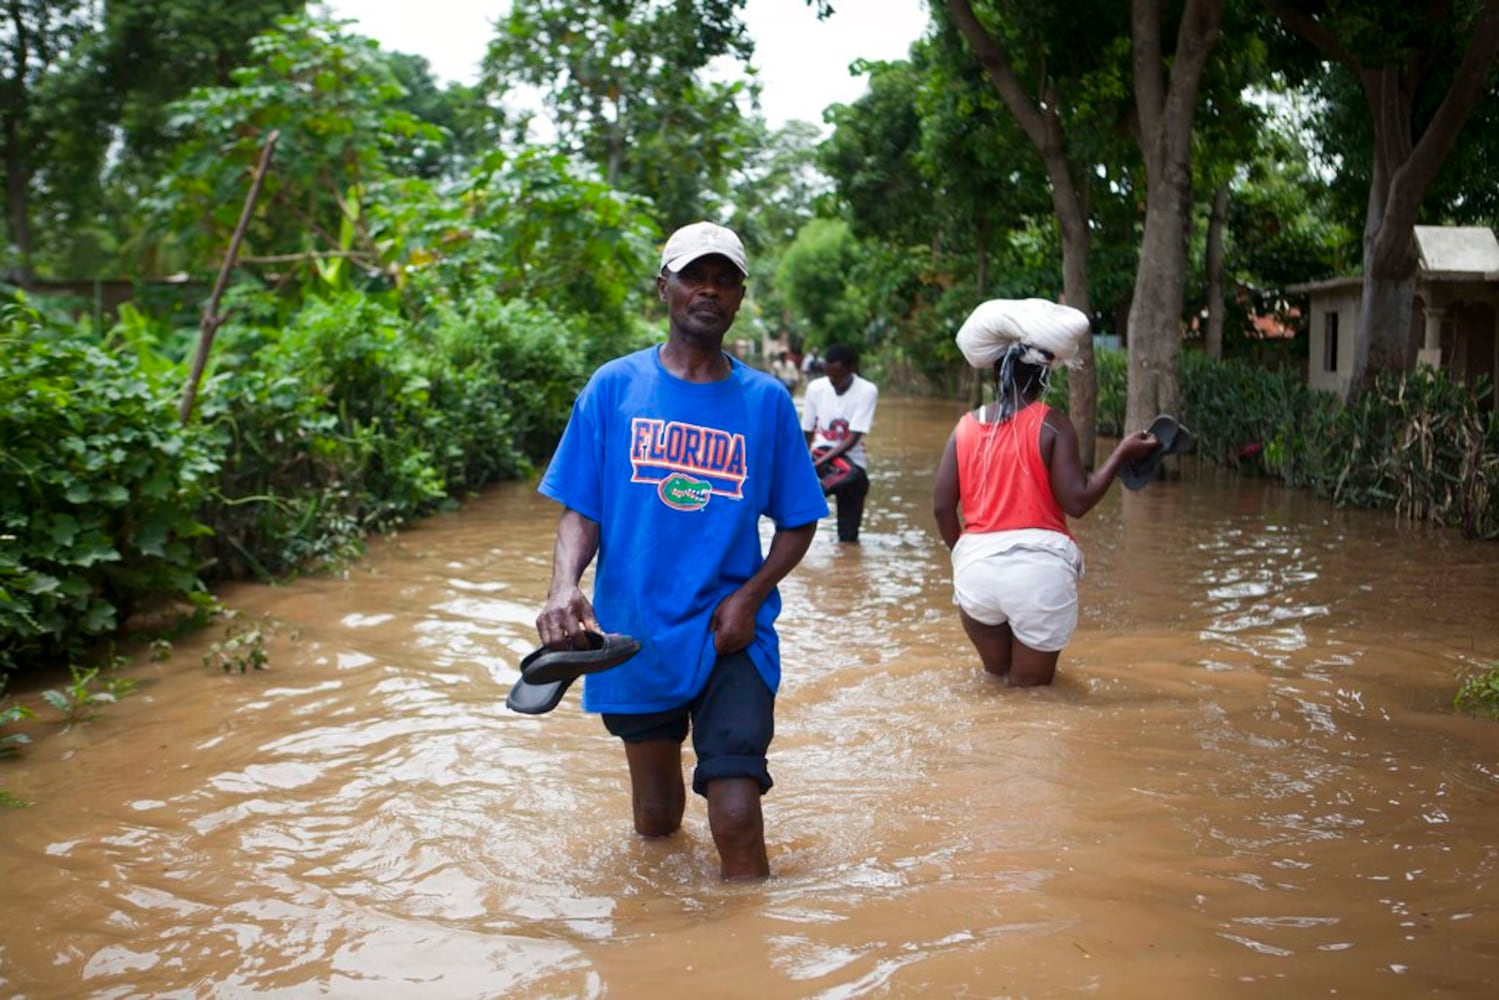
[932,430,963,550]
[1044,411,1158,518]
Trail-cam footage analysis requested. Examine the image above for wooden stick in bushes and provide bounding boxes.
[179,129,279,425]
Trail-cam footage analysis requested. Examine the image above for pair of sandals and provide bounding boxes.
[1120,414,1195,491]
[505,631,641,715]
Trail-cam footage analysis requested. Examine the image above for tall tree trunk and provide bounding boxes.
[1127,182,1192,424]
[969,217,991,409]
[1059,216,1096,464]
[1350,128,1422,391]
[1124,0,1224,440]
[1267,0,1499,399]
[945,0,1099,466]
[1353,263,1420,390]
[1349,27,1499,396]
[3,0,34,286]
[3,127,32,287]
[1204,181,1229,360]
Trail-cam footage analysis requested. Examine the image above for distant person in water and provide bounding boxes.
[534,221,827,880]
[802,344,879,543]
[932,299,1157,686]
[771,351,800,393]
[800,349,823,379]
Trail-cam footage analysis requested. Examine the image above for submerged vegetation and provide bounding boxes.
[0,658,140,795]
[1073,347,1499,540]
[1454,662,1499,720]
[1176,354,1499,540]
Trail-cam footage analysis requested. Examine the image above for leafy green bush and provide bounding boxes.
[422,291,591,491]
[1,302,218,672]
[1178,349,1334,476]
[1094,348,1128,438]
[1044,346,1127,437]
[194,364,364,580]
[276,292,449,530]
[1454,661,1499,720]
[192,294,436,579]
[1179,350,1498,539]
[191,289,595,581]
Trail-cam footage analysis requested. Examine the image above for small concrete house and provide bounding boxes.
[1288,226,1499,400]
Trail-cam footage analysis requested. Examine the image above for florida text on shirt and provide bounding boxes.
[630,417,747,509]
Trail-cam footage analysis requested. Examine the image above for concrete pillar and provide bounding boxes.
[1417,305,1445,369]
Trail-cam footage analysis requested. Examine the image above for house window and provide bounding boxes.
[1323,312,1339,373]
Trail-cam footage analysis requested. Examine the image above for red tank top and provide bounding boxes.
[954,403,1072,538]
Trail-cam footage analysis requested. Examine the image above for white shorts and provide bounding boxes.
[951,529,1084,652]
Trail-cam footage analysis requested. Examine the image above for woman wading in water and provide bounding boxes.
[932,299,1157,686]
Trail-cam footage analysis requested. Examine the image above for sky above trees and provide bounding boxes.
[317,0,929,130]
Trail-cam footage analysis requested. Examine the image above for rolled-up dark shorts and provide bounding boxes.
[602,649,775,796]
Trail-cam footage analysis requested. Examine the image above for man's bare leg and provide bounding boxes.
[706,777,768,881]
[623,740,685,837]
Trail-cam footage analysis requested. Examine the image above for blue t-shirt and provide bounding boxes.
[538,345,829,713]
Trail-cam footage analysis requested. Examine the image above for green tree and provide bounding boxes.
[90,0,307,174]
[730,118,829,253]
[1266,0,1499,398]
[820,59,930,248]
[1225,107,1354,296]
[147,14,443,287]
[914,27,1052,299]
[817,58,956,385]
[1119,0,1228,443]
[1182,5,1276,360]
[727,118,830,345]
[0,0,95,283]
[0,0,306,280]
[818,45,1065,393]
[776,218,867,348]
[383,51,494,180]
[410,146,661,345]
[481,0,759,229]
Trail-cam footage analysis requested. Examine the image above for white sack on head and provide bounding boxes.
[955,298,1090,370]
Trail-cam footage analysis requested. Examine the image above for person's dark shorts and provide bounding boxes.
[602,649,775,797]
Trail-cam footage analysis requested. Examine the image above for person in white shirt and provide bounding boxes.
[801,344,879,543]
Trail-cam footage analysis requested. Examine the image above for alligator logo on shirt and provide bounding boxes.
[630,417,747,509]
[657,472,713,511]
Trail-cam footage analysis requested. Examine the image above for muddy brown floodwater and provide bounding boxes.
[3,396,1498,998]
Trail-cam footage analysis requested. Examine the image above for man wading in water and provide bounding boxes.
[533,222,827,880]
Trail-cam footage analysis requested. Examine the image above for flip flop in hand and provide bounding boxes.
[506,631,642,715]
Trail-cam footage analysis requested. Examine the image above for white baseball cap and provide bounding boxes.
[660,221,749,276]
